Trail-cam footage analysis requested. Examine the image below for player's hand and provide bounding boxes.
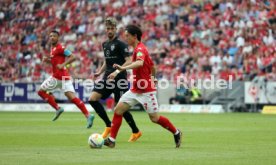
[107,71,118,80]
[57,64,64,70]
[42,56,50,63]
[94,72,101,78]
[113,64,125,71]
[151,76,158,85]
[93,72,102,80]
[154,78,158,85]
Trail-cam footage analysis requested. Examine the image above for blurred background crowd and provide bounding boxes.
[0,0,275,83]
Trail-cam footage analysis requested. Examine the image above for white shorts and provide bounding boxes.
[119,90,159,113]
[40,76,75,93]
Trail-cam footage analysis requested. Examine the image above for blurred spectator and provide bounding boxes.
[266,66,276,81]
[189,86,203,104]
[0,0,275,83]
[169,83,188,104]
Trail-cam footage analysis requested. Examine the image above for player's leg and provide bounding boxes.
[148,112,182,148]
[38,90,59,110]
[104,102,131,148]
[62,80,94,128]
[114,89,141,142]
[64,91,94,128]
[140,92,182,148]
[89,92,111,128]
[89,80,113,137]
[38,90,64,121]
[124,111,142,142]
[89,91,112,137]
[37,76,64,121]
[104,91,138,148]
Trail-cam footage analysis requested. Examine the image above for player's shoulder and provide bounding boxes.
[136,43,148,52]
[115,38,128,46]
[56,43,65,50]
[115,37,125,44]
[102,40,108,46]
[116,40,128,48]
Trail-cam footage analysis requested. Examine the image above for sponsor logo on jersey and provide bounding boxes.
[111,44,115,51]
[137,52,143,57]
[106,50,110,57]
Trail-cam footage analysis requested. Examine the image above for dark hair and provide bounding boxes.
[125,25,142,41]
[51,30,60,36]
[105,17,117,27]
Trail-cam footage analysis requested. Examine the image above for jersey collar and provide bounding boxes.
[108,36,118,42]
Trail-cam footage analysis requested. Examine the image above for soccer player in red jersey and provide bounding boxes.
[37,30,94,128]
[104,25,182,148]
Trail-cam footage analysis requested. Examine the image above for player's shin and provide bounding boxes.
[157,116,177,134]
[38,90,59,110]
[89,100,111,127]
[71,97,90,117]
[123,111,139,133]
[110,112,123,140]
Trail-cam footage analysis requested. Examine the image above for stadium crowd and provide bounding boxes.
[0,0,275,83]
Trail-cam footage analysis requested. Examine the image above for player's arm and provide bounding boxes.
[57,55,76,69]
[42,56,51,63]
[120,42,132,67]
[121,56,132,67]
[151,65,158,85]
[113,49,145,72]
[57,49,76,69]
[113,60,144,71]
[114,50,145,71]
[95,61,106,78]
[107,56,132,79]
[151,64,156,78]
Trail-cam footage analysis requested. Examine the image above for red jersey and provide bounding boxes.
[50,43,71,80]
[131,42,156,93]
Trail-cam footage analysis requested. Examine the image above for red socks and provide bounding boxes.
[38,90,90,118]
[38,90,59,110]
[109,114,177,140]
[157,116,177,134]
[110,113,123,139]
[71,97,90,118]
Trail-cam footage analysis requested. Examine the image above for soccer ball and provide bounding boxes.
[88,133,104,148]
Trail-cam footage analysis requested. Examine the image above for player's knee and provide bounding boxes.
[150,117,158,123]
[89,97,99,102]
[114,110,123,116]
[89,92,101,102]
[65,92,75,100]
[150,118,158,123]
[149,116,159,123]
[114,107,122,115]
[114,104,127,115]
[37,90,45,96]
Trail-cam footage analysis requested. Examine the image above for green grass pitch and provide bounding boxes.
[0,112,276,165]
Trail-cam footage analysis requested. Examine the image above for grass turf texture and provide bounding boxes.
[0,112,276,165]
